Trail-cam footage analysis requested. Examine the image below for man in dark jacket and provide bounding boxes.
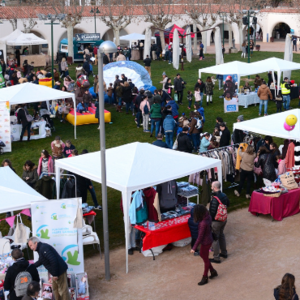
[158,89,171,107]
[4,248,40,300]
[219,122,230,147]
[152,133,168,148]
[29,237,70,300]
[194,78,206,98]
[17,104,31,142]
[177,126,193,153]
[174,73,186,105]
[103,54,109,65]
[209,181,230,263]
[143,55,152,77]
[82,59,90,76]
[233,115,245,144]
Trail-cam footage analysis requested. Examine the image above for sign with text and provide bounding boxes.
[32,198,84,274]
[224,97,239,113]
[75,33,100,42]
[0,101,11,152]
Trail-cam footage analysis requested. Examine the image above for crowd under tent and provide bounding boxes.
[55,142,222,273]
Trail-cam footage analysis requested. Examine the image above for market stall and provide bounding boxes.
[0,29,48,66]
[55,142,222,273]
[237,92,260,108]
[0,83,77,143]
[11,119,46,142]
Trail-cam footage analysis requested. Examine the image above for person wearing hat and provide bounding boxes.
[177,126,193,153]
[160,72,168,93]
[174,73,186,105]
[233,115,245,144]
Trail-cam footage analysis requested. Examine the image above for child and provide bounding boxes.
[64,66,69,77]
[83,90,92,112]
[276,97,283,113]
[213,128,221,144]
[63,140,76,157]
[78,276,87,295]
[276,155,286,175]
[194,87,201,106]
[51,136,65,160]
[194,104,205,124]
[166,78,173,96]
[188,207,199,255]
[57,100,70,123]
[199,132,210,153]
[187,90,193,110]
[77,101,85,113]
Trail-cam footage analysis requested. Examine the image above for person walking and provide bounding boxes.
[292,36,297,52]
[257,80,272,116]
[4,248,40,300]
[28,237,71,300]
[143,55,152,77]
[140,95,150,132]
[281,77,292,110]
[190,204,218,285]
[160,72,168,93]
[149,99,162,138]
[204,76,214,105]
[234,145,256,199]
[274,273,299,300]
[174,73,186,105]
[209,181,230,264]
[122,82,132,114]
[17,104,31,142]
[241,41,247,58]
[163,111,176,149]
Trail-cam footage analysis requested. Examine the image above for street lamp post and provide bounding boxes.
[37,14,66,87]
[90,7,100,34]
[97,41,117,281]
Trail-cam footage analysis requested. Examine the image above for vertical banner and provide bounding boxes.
[31,198,84,274]
[0,101,12,152]
[224,97,239,113]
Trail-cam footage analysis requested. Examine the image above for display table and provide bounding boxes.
[131,49,141,61]
[20,54,47,67]
[11,120,46,142]
[248,189,300,221]
[237,92,260,108]
[135,215,190,251]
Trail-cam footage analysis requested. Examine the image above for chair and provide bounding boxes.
[82,231,102,259]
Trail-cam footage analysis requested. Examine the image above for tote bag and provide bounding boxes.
[280,173,298,190]
[174,93,178,102]
[15,215,28,244]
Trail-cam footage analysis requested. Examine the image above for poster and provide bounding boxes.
[224,97,239,113]
[223,74,238,84]
[31,198,84,274]
[0,101,12,152]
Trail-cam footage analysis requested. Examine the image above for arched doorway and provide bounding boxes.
[102,28,128,43]
[272,23,290,40]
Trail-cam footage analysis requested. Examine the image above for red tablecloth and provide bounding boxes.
[248,189,300,221]
[134,215,191,251]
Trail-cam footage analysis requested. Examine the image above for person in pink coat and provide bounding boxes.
[277,155,287,176]
[37,150,54,178]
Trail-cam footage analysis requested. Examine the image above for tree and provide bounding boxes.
[99,0,135,46]
[142,0,178,50]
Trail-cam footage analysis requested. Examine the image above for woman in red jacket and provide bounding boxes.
[191,204,218,285]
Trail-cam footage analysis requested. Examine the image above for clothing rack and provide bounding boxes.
[46,172,77,198]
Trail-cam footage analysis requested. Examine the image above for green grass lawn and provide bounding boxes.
[1,50,299,256]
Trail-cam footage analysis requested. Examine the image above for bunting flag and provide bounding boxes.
[20,209,31,217]
[5,216,16,228]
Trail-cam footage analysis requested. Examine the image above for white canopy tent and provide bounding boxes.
[55,142,222,273]
[0,83,77,138]
[116,33,156,48]
[233,109,300,140]
[0,29,48,62]
[172,29,180,70]
[0,166,47,214]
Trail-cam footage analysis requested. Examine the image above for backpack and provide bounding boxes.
[195,117,202,130]
[214,196,227,222]
[14,268,32,297]
[144,101,149,114]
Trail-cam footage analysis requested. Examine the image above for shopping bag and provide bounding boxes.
[280,173,298,190]
[14,215,27,244]
[174,93,178,102]
[73,198,83,229]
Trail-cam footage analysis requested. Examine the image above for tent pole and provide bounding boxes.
[55,166,61,199]
[98,48,110,281]
[217,162,223,191]
[272,71,276,97]
[73,95,77,139]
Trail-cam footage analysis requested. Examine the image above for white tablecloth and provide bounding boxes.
[238,93,260,108]
[11,120,47,142]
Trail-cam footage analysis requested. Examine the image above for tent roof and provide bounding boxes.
[119,33,155,41]
[250,57,300,73]
[55,142,221,192]
[0,82,75,104]
[6,32,48,46]
[0,29,23,43]
[0,167,47,213]
[233,109,300,140]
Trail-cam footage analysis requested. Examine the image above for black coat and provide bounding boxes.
[4,258,40,300]
[209,191,230,221]
[17,108,29,127]
[83,61,90,74]
[122,86,132,103]
[233,129,245,144]
[194,81,206,93]
[255,153,277,182]
[103,54,109,64]
[174,77,186,92]
[177,133,193,153]
[34,242,68,277]
[220,127,231,147]
[188,207,199,239]
[274,287,298,300]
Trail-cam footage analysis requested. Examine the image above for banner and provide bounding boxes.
[31,198,84,274]
[224,97,239,113]
[0,101,12,152]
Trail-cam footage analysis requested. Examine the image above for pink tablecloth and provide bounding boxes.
[249,189,300,221]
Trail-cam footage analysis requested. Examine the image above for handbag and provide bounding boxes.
[24,108,33,122]
[14,215,28,244]
[174,93,178,102]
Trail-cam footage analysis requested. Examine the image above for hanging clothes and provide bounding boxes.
[129,190,148,225]
[294,142,300,166]
[200,171,210,206]
[285,141,295,169]
[35,176,55,199]
[143,187,159,222]
[61,178,76,199]
[281,139,290,160]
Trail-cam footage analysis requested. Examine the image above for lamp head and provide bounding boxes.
[242,10,247,14]
[99,41,117,54]
[90,8,94,13]
[96,8,100,13]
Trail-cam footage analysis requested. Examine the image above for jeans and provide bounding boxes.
[150,119,161,137]
[118,97,122,106]
[212,220,227,261]
[237,169,253,195]
[199,243,214,276]
[20,122,31,141]
[128,227,136,249]
[293,43,297,51]
[126,57,130,61]
[177,90,183,104]
[84,103,89,111]
[142,114,149,131]
[165,131,173,149]
[125,102,132,113]
[259,100,268,115]
[88,182,99,207]
[39,172,48,179]
[218,79,223,89]
[136,111,142,127]
[283,94,290,110]
[168,54,172,63]
[188,100,192,108]
[191,133,200,151]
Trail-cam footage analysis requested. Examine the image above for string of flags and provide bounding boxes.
[0,209,31,228]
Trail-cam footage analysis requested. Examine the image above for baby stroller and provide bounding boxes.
[0,140,5,155]
[40,108,55,133]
